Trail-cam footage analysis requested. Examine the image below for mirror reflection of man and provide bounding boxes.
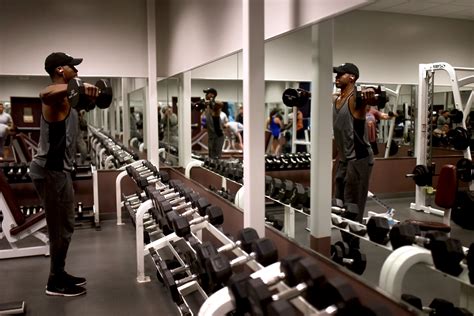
[0,102,13,160]
[203,88,225,159]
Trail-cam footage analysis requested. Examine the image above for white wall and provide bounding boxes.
[189,10,474,85]
[0,76,107,102]
[156,0,369,77]
[0,76,49,102]
[333,11,474,85]
[191,79,243,103]
[0,0,148,77]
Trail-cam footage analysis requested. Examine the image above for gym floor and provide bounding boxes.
[0,194,472,315]
[0,218,180,316]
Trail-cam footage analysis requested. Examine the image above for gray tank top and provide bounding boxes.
[32,108,78,171]
[333,90,372,162]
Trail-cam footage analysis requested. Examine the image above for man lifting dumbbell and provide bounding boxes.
[29,52,94,297]
[333,63,378,224]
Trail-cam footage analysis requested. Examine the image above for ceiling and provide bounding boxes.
[361,0,474,21]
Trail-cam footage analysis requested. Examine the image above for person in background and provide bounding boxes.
[437,110,450,129]
[266,108,284,155]
[366,106,396,155]
[0,102,13,160]
[332,63,376,223]
[432,123,450,147]
[129,107,142,141]
[29,52,94,297]
[287,109,306,152]
[235,104,244,143]
[162,105,179,147]
[224,121,244,150]
[203,88,225,159]
[76,109,88,164]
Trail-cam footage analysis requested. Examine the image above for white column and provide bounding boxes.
[122,78,131,146]
[309,20,333,244]
[414,64,429,208]
[115,78,122,139]
[109,78,118,138]
[146,0,159,165]
[179,71,192,168]
[242,0,265,236]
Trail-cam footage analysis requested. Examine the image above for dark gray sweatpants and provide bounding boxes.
[30,163,75,277]
[208,134,225,159]
[335,156,373,223]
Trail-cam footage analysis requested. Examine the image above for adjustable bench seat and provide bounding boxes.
[0,171,49,259]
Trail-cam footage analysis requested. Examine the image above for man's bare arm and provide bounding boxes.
[39,84,68,105]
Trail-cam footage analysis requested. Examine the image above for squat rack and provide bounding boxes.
[411,62,474,217]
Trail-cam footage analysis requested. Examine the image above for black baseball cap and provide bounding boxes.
[203,88,217,96]
[333,63,359,80]
[45,52,83,74]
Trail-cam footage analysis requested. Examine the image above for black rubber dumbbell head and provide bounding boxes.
[367,216,390,245]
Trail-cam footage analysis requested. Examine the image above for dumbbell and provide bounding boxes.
[265,155,276,171]
[356,85,388,110]
[389,222,447,250]
[133,169,170,190]
[282,88,310,108]
[268,178,283,199]
[67,77,113,110]
[430,236,468,277]
[172,205,224,238]
[331,200,360,221]
[152,188,200,216]
[190,228,261,291]
[275,179,295,203]
[402,294,472,316]
[246,256,373,315]
[456,158,473,182]
[164,197,212,228]
[265,214,284,231]
[149,189,202,233]
[330,241,367,275]
[366,216,390,245]
[286,182,306,206]
[205,237,279,290]
[331,215,348,229]
[149,247,199,304]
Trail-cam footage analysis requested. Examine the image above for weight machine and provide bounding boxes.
[411,62,474,216]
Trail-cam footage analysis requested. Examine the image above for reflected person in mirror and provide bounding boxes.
[333,63,376,224]
[202,88,225,159]
[0,102,13,160]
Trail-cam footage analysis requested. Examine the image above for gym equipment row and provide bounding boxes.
[201,152,311,179]
[89,126,139,170]
[411,62,473,219]
[189,159,474,311]
[401,293,472,315]
[114,160,417,315]
[0,161,93,184]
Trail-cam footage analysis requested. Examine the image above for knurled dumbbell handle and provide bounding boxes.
[272,282,308,301]
[218,240,242,253]
[229,252,256,267]
[175,274,198,287]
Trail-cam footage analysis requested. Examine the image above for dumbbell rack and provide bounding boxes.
[198,261,318,315]
[329,212,473,310]
[191,163,295,236]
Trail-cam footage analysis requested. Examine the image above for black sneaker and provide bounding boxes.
[63,272,87,286]
[45,284,86,297]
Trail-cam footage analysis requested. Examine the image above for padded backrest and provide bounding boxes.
[435,164,457,209]
[0,170,25,225]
